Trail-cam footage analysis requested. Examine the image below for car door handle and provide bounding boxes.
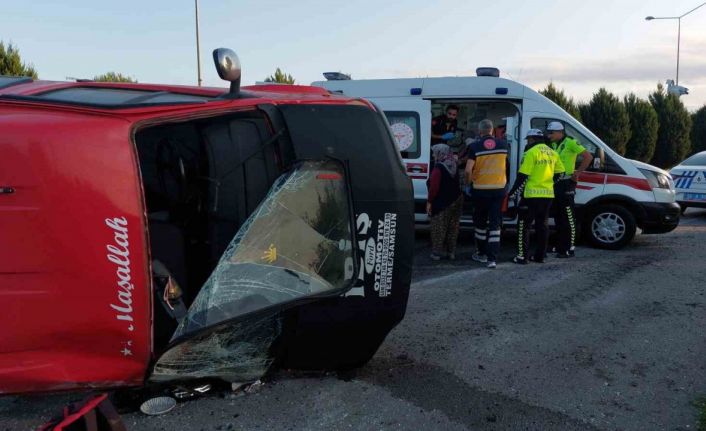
[0,186,15,195]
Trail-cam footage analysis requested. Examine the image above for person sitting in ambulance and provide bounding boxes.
[431,105,460,145]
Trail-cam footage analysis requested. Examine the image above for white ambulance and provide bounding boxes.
[313,69,680,249]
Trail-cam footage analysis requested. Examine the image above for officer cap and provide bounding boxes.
[546,121,565,131]
[525,128,545,138]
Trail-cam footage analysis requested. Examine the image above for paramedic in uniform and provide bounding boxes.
[508,129,565,264]
[464,119,509,269]
[546,121,593,258]
[431,105,460,145]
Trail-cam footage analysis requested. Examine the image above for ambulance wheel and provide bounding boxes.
[586,204,636,250]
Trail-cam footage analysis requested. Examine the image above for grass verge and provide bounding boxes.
[695,396,706,431]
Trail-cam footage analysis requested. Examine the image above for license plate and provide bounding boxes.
[684,192,706,201]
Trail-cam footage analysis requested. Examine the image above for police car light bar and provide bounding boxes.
[323,72,352,81]
[476,67,500,77]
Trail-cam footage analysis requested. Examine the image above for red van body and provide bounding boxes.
[0,77,414,394]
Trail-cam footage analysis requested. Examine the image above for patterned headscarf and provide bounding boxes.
[431,144,457,177]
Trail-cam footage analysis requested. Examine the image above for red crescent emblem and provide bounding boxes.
[483,139,496,150]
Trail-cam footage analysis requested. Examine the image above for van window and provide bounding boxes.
[384,111,421,159]
[531,118,603,172]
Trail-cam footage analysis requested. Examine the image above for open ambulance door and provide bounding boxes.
[368,97,431,217]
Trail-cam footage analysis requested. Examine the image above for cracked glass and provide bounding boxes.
[151,160,355,381]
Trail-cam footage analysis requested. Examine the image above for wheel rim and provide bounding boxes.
[592,212,626,244]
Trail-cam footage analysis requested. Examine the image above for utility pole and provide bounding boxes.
[195,0,202,86]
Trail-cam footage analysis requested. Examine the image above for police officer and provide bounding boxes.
[545,122,593,258]
[464,119,509,269]
[508,129,565,264]
[431,105,460,145]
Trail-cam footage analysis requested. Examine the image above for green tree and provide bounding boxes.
[691,105,706,155]
[539,82,581,121]
[649,83,692,168]
[0,41,38,78]
[93,72,136,83]
[623,93,659,162]
[579,88,631,155]
[264,68,295,84]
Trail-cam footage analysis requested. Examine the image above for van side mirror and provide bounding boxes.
[212,48,241,98]
[593,148,605,170]
[593,156,601,170]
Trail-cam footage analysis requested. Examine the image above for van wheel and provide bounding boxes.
[586,204,636,250]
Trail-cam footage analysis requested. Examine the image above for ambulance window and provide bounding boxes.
[384,111,421,159]
[531,118,602,172]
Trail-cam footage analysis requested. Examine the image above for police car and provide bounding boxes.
[670,151,706,212]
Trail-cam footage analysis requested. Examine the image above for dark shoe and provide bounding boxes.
[472,252,488,263]
[555,251,572,259]
[447,252,456,261]
[529,255,545,263]
[487,261,497,269]
[512,256,528,265]
[430,252,442,261]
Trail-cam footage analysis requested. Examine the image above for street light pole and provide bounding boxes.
[195,0,202,87]
[676,18,681,84]
[646,2,706,86]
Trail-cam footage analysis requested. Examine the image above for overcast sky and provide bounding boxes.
[2,0,705,110]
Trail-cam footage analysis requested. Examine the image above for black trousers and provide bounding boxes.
[554,179,578,254]
[472,194,504,261]
[517,198,553,260]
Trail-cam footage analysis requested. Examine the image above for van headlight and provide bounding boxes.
[639,169,672,190]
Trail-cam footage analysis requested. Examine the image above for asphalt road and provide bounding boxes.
[2,209,706,430]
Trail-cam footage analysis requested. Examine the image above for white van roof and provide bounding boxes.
[313,75,538,101]
[314,75,635,171]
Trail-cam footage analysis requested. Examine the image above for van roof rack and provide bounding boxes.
[0,76,33,90]
[0,86,214,109]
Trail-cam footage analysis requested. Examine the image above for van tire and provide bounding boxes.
[585,204,636,250]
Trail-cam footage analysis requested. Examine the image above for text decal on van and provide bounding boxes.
[105,216,136,333]
[345,212,397,298]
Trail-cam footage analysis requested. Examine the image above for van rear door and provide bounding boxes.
[369,98,430,218]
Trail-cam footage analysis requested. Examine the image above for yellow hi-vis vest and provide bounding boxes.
[469,136,509,190]
[519,144,565,198]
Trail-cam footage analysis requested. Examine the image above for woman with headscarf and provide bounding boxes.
[426,144,463,260]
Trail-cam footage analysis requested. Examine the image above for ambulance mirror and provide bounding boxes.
[212,48,241,98]
[593,155,602,170]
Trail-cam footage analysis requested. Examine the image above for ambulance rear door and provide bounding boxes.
[368,97,431,221]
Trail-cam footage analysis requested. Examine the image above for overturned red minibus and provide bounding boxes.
[0,49,413,394]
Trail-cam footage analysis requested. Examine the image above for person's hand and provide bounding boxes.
[572,171,581,182]
[426,202,432,216]
[441,132,455,141]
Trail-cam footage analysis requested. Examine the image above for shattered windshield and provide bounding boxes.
[152,160,355,381]
[176,160,355,338]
